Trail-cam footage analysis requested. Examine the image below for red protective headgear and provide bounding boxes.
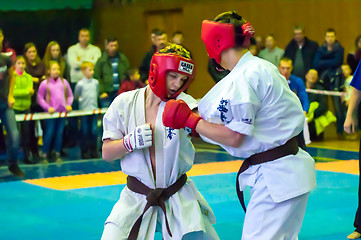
[201,19,255,64]
[149,53,195,101]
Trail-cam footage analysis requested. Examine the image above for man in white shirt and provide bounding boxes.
[67,28,101,87]
[163,11,316,240]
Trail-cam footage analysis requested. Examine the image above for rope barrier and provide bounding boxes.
[306,88,346,97]
[12,108,108,122]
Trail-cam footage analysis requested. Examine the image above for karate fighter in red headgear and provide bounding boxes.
[101,43,220,240]
[162,11,316,240]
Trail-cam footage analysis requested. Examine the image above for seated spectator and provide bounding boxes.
[305,69,336,141]
[258,34,284,66]
[279,57,310,113]
[12,56,37,164]
[342,64,353,106]
[0,28,16,62]
[74,61,100,159]
[172,31,184,45]
[139,29,168,83]
[43,41,67,80]
[279,57,310,149]
[94,35,129,108]
[284,25,319,80]
[347,35,361,74]
[118,68,144,95]
[37,61,73,163]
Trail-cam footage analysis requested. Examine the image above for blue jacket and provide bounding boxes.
[288,75,310,112]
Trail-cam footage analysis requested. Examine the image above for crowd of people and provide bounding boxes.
[0,24,360,179]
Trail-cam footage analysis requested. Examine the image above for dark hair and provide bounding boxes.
[151,28,160,34]
[153,29,166,37]
[325,28,336,34]
[172,31,183,37]
[79,28,90,34]
[294,25,305,32]
[23,42,41,65]
[159,43,191,59]
[213,11,249,47]
[106,35,118,43]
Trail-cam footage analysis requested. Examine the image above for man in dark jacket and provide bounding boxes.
[139,29,168,83]
[313,28,344,81]
[94,36,129,107]
[284,26,318,80]
[313,28,345,137]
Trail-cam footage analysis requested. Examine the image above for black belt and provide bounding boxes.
[126,174,187,240]
[236,137,299,212]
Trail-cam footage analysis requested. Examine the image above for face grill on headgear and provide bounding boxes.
[201,12,255,64]
[148,53,195,101]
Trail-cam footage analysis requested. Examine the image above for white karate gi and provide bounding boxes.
[101,87,219,240]
[198,51,316,240]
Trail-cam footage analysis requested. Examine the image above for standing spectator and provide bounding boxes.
[67,28,101,87]
[305,69,336,141]
[0,53,24,177]
[24,42,46,112]
[43,41,67,80]
[279,57,310,149]
[74,61,100,159]
[37,61,73,163]
[313,28,344,79]
[24,42,45,156]
[0,28,16,62]
[284,25,319,80]
[94,36,129,108]
[117,68,144,95]
[347,35,361,74]
[313,28,345,137]
[12,56,37,163]
[139,29,168,83]
[258,34,284,66]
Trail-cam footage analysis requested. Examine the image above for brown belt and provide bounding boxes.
[126,174,187,240]
[236,137,299,212]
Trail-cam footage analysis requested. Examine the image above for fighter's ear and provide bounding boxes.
[149,62,158,84]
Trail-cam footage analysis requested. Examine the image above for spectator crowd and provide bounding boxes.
[0,25,360,177]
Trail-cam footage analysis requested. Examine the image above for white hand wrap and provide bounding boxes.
[123,124,152,153]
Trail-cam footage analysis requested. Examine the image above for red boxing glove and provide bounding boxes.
[163,99,201,132]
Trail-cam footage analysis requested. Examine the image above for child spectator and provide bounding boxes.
[342,64,353,106]
[74,61,100,159]
[37,61,73,163]
[12,56,37,163]
[117,68,144,95]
